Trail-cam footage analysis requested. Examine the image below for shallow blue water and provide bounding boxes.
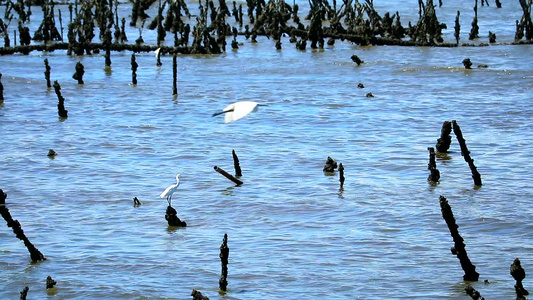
[1,1,532,299]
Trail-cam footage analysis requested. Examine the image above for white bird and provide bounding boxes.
[212,101,261,123]
[160,174,180,206]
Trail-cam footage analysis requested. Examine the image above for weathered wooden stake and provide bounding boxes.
[214,166,243,185]
[46,276,57,289]
[131,54,138,85]
[44,59,52,88]
[20,286,29,300]
[465,285,484,300]
[439,195,479,281]
[0,189,46,262]
[232,150,242,177]
[191,289,210,300]
[436,121,452,153]
[165,205,187,227]
[72,61,84,84]
[219,233,229,291]
[172,53,177,96]
[511,258,529,297]
[339,163,345,188]
[53,81,68,119]
[452,120,482,186]
[427,147,440,182]
[0,73,4,102]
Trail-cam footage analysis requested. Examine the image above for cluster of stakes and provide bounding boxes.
[427,121,528,300]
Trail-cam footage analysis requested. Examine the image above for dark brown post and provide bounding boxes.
[172,53,178,96]
[214,166,243,185]
[439,195,479,281]
[452,120,482,186]
[219,233,229,291]
[232,150,242,177]
[0,189,46,262]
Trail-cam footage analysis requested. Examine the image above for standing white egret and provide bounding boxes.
[160,174,180,206]
[212,101,261,123]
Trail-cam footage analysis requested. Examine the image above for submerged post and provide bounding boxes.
[172,53,178,96]
[165,205,187,227]
[219,233,229,291]
[131,54,138,85]
[323,156,338,173]
[339,163,345,188]
[435,121,452,153]
[465,285,484,300]
[427,147,440,183]
[20,286,29,300]
[214,166,243,185]
[510,258,529,297]
[232,150,242,177]
[439,195,479,281]
[0,189,46,262]
[44,59,52,88]
[46,276,57,289]
[452,120,482,186]
[0,73,4,102]
[53,81,68,119]
[72,61,84,84]
[191,289,210,300]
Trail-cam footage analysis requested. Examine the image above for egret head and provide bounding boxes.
[176,174,181,180]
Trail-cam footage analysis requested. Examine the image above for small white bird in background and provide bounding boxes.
[160,174,180,206]
[212,101,262,123]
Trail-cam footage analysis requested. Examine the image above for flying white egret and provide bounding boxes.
[160,174,180,206]
[212,101,261,123]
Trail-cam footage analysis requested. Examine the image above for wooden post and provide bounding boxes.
[452,120,482,186]
[214,166,243,185]
[0,190,46,262]
[439,195,479,281]
[172,53,177,96]
[232,150,242,177]
[219,233,229,291]
[338,163,345,188]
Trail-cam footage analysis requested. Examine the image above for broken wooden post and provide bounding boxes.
[439,195,479,281]
[511,258,529,297]
[165,205,187,227]
[72,61,84,84]
[191,289,210,300]
[232,150,242,177]
[20,286,29,300]
[131,54,138,85]
[214,166,243,185]
[452,120,482,186]
[46,276,57,289]
[323,156,338,173]
[436,121,452,153]
[339,163,345,188]
[465,285,484,300]
[0,73,4,102]
[427,147,440,183]
[0,189,46,262]
[172,53,178,96]
[351,54,364,65]
[44,59,52,88]
[53,81,68,119]
[462,58,473,69]
[219,233,229,292]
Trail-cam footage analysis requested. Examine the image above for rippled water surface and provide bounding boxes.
[1,1,532,299]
